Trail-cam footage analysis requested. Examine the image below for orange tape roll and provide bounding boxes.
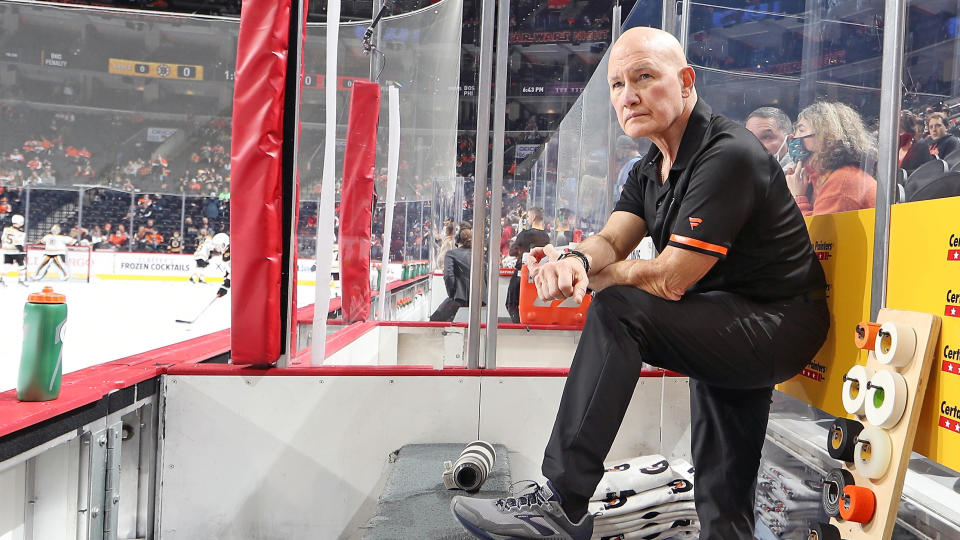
[839,485,876,523]
[854,321,881,350]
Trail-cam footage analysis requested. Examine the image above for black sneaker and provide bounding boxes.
[450,481,593,540]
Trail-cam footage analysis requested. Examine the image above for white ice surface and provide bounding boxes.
[1,279,316,393]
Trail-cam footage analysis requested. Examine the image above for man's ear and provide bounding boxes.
[679,66,696,97]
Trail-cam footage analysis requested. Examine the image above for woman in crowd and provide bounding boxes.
[787,102,877,215]
[897,110,932,173]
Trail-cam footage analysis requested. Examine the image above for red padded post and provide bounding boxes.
[338,81,381,323]
[229,0,292,363]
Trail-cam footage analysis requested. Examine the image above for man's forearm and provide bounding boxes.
[573,232,622,276]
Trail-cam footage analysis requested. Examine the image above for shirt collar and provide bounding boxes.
[639,98,713,178]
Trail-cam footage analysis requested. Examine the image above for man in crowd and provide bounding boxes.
[745,106,794,172]
[452,27,829,540]
[505,206,550,323]
[927,112,959,159]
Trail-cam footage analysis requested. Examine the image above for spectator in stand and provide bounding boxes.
[898,111,932,173]
[745,107,794,173]
[145,227,164,252]
[108,224,129,250]
[786,102,878,216]
[927,112,960,159]
[436,222,456,270]
[500,217,515,257]
[614,135,644,202]
[133,225,148,250]
[89,225,105,249]
[168,230,184,253]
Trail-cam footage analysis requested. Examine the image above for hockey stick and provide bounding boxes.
[175,294,220,324]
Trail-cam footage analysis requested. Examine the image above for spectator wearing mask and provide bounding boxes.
[927,112,960,159]
[745,106,794,173]
[786,102,877,216]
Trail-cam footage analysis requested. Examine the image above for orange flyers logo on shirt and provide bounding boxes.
[688,217,703,229]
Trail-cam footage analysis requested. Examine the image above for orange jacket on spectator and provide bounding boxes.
[794,165,877,216]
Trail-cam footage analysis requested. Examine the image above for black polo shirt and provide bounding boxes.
[614,99,826,302]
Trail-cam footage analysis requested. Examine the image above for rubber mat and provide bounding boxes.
[361,443,512,540]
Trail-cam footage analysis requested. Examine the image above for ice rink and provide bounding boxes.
[0,279,316,394]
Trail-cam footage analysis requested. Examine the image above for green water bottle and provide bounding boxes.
[18,286,67,402]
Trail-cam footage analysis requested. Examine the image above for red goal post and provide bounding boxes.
[25,244,92,282]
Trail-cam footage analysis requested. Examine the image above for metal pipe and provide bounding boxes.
[871,0,906,319]
[679,0,691,52]
[465,0,496,369]
[484,0,510,369]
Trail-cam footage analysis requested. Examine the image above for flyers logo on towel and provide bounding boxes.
[601,490,637,509]
[668,479,693,494]
[605,463,631,472]
[640,459,670,475]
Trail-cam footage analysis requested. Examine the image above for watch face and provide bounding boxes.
[157,64,171,77]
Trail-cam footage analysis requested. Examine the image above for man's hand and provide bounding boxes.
[528,244,589,304]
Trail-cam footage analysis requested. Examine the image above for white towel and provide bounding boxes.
[595,520,700,539]
[594,510,699,536]
[591,455,680,501]
[594,501,696,527]
[590,464,696,520]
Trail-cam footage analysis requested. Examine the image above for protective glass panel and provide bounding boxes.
[0,1,238,391]
[895,0,960,203]
[689,0,883,217]
[306,0,462,353]
[496,1,658,332]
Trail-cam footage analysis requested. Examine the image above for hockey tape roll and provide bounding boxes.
[821,468,854,518]
[854,427,892,480]
[808,521,842,540]
[854,321,881,350]
[865,370,908,429]
[874,321,916,368]
[839,485,876,523]
[827,417,864,462]
[841,364,873,416]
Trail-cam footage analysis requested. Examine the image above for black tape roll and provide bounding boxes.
[821,468,855,518]
[827,417,864,462]
[808,521,842,540]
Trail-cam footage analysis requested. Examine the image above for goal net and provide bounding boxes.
[25,244,93,282]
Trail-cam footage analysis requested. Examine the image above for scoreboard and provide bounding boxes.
[108,58,204,81]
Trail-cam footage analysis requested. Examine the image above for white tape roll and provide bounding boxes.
[841,364,874,416]
[854,427,892,480]
[874,321,916,368]
[865,370,908,429]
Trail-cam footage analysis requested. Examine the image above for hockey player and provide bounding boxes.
[1,214,27,286]
[35,224,72,280]
[211,233,231,297]
[190,232,230,288]
[34,224,72,281]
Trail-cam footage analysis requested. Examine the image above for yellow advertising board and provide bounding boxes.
[886,197,960,471]
[777,209,874,417]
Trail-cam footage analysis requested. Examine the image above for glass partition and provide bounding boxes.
[0,0,241,391]
[894,0,960,203]
[304,0,462,337]
[689,0,883,217]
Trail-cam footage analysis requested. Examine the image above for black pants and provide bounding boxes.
[542,286,829,539]
[429,298,466,322]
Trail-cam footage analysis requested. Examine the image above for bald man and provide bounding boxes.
[451,28,829,540]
